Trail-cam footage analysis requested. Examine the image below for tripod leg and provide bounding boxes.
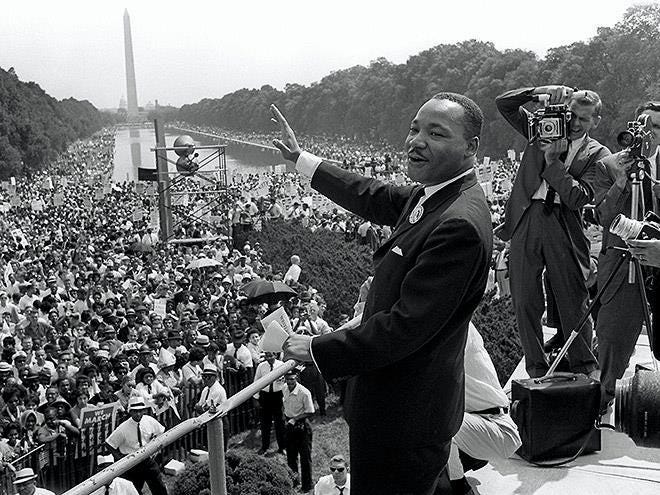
[633,260,660,368]
[546,251,629,376]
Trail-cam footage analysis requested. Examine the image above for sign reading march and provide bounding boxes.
[79,403,118,454]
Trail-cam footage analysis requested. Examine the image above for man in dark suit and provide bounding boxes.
[272,93,493,495]
[594,101,660,411]
[495,86,610,378]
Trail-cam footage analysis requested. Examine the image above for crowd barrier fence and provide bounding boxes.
[0,369,256,495]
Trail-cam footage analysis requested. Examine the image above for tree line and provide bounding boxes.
[0,67,112,178]
[178,4,660,159]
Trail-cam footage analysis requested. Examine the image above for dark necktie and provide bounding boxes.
[543,145,569,214]
[204,388,210,403]
[147,384,152,394]
[105,485,110,495]
[268,363,274,393]
[643,160,654,214]
[136,421,143,447]
[234,347,238,358]
[336,486,345,495]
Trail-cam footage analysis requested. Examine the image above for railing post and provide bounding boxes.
[207,416,226,495]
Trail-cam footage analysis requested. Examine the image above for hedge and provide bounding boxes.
[248,221,522,383]
[172,449,293,495]
[246,219,373,327]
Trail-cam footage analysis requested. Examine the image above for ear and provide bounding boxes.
[465,136,480,158]
[592,115,601,130]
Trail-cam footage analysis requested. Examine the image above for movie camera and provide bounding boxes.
[527,94,572,143]
[617,113,654,160]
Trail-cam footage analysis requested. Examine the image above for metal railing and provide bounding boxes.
[61,359,297,495]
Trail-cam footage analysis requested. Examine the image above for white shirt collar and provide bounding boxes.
[422,168,474,201]
[570,134,586,150]
[650,145,660,165]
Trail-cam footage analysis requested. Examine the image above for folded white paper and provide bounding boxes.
[260,320,290,352]
[260,306,293,335]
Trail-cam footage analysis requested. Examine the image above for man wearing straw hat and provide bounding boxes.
[195,363,229,451]
[105,396,167,495]
[90,454,138,495]
[12,467,55,495]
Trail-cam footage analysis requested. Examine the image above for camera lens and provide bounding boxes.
[617,131,634,148]
[615,369,660,448]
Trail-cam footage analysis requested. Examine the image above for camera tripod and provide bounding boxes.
[546,157,658,376]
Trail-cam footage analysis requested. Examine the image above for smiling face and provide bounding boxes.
[568,101,600,140]
[405,98,478,185]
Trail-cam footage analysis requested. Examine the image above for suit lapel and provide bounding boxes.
[380,172,477,251]
[568,136,593,179]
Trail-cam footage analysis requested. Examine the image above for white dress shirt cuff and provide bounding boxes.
[295,151,323,178]
[309,335,323,375]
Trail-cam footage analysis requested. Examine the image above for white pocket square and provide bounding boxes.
[392,246,403,256]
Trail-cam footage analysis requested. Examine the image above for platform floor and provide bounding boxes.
[470,330,660,495]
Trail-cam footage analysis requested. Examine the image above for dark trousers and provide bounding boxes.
[286,419,313,491]
[123,457,168,495]
[300,364,327,415]
[509,202,597,377]
[595,251,645,408]
[349,425,451,495]
[259,390,285,451]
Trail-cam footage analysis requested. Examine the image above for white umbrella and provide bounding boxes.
[186,257,222,270]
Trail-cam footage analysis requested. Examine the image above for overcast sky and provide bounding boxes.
[0,0,648,109]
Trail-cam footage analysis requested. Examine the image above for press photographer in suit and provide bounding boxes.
[272,93,492,495]
[495,85,610,378]
[595,101,660,411]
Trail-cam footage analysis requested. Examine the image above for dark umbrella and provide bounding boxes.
[240,280,297,305]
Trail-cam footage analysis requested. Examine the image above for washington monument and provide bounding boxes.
[123,9,139,120]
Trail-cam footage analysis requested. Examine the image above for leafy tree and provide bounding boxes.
[0,66,112,178]
[178,5,660,159]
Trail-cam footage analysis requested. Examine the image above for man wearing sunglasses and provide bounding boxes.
[314,455,350,495]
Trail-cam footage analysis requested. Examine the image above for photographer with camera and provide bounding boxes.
[495,85,610,379]
[594,101,660,413]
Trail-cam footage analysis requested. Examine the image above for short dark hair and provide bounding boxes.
[431,92,484,140]
[635,101,660,118]
[570,90,603,117]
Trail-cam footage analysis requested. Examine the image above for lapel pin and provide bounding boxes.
[409,204,424,224]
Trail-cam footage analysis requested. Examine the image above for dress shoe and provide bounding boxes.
[543,332,565,352]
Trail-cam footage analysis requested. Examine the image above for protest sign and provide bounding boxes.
[153,298,167,317]
[79,403,117,455]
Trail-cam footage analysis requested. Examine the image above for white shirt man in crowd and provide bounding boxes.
[253,352,286,454]
[195,364,229,450]
[283,369,315,493]
[105,397,168,495]
[284,255,302,285]
[12,468,55,495]
[314,454,351,495]
[195,364,227,413]
[225,329,253,369]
